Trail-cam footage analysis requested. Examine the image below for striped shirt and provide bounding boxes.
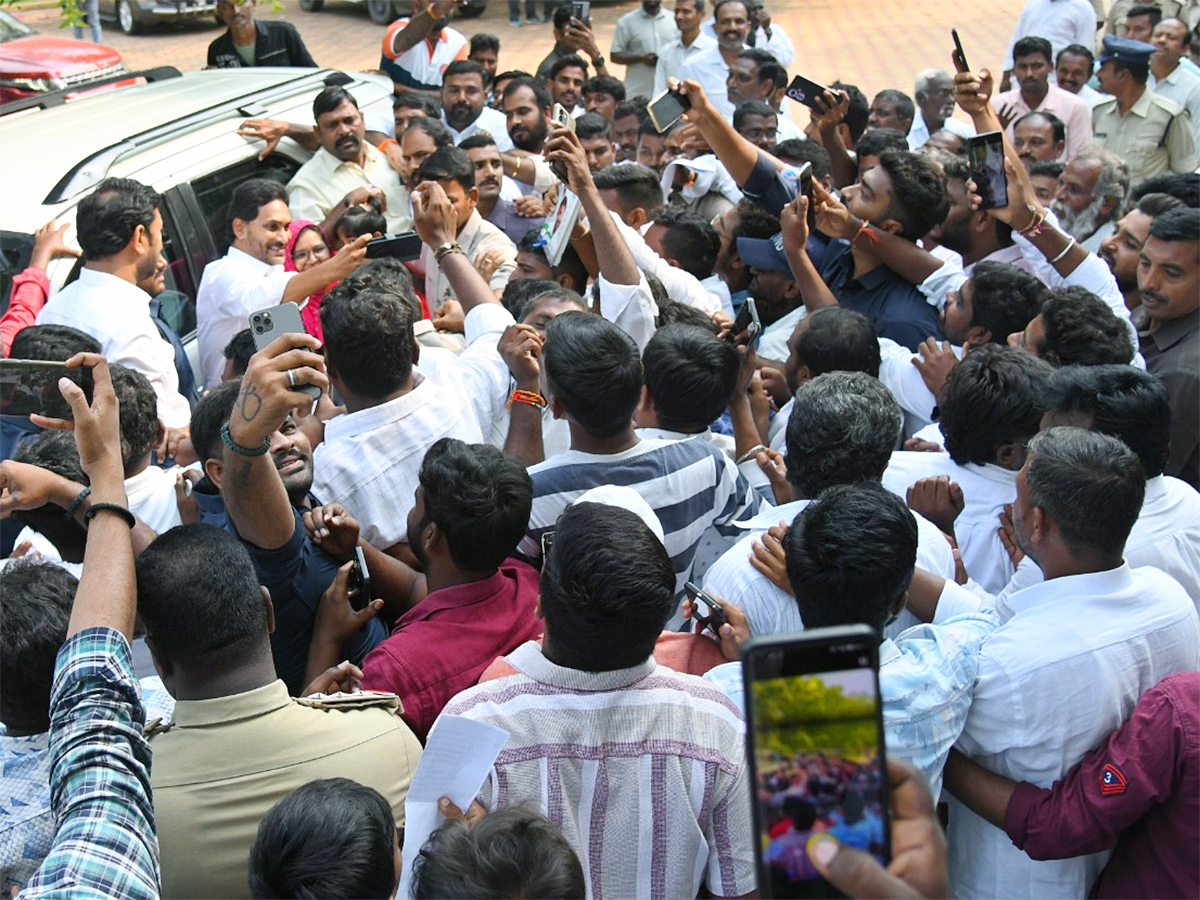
[518,437,762,595]
[441,641,757,900]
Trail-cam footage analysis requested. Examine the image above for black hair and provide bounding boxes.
[543,312,642,438]
[514,231,588,293]
[339,258,421,318]
[320,282,415,400]
[551,3,574,28]
[394,91,440,116]
[939,344,1053,465]
[655,299,721,333]
[502,277,560,317]
[76,177,161,261]
[651,207,721,280]
[190,380,240,464]
[1129,172,1200,208]
[854,127,910,161]
[712,0,748,20]
[443,58,488,85]
[494,69,531,85]
[733,100,778,131]
[584,75,626,101]
[1133,191,1185,218]
[548,54,588,81]
[1026,427,1146,556]
[0,558,75,735]
[1014,110,1066,145]
[876,149,951,240]
[1111,58,1150,84]
[412,806,585,900]
[514,285,588,322]
[732,197,787,242]
[335,204,387,239]
[9,324,101,361]
[612,100,645,123]
[469,32,500,54]
[1012,35,1053,64]
[642,324,740,431]
[502,75,552,111]
[401,115,455,148]
[227,178,289,233]
[11,432,87,563]
[831,81,870,143]
[1056,43,1095,67]
[574,111,612,141]
[458,133,498,152]
[873,89,915,126]
[969,261,1048,344]
[222,327,257,379]
[1045,364,1171,477]
[737,47,788,93]
[785,372,901,497]
[1148,205,1200,242]
[785,483,918,635]
[773,140,832,182]
[109,363,158,475]
[794,307,882,377]
[1125,4,1163,25]
[1037,287,1134,367]
[418,439,533,572]
[249,778,397,900]
[313,85,358,122]
[1028,160,1065,180]
[593,162,665,217]
[136,524,268,670]
[540,502,675,670]
[415,146,476,193]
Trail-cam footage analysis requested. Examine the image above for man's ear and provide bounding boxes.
[144,634,173,681]
[965,324,992,346]
[634,384,656,426]
[554,272,575,289]
[628,207,649,230]
[424,520,445,557]
[550,394,568,420]
[260,585,276,636]
[1100,194,1118,218]
[231,217,248,243]
[890,589,909,622]
[468,186,479,207]
[794,363,813,385]
[411,339,420,366]
[203,456,223,488]
[534,594,544,619]
[973,210,994,233]
[877,216,905,237]
[995,440,1026,470]
[130,223,150,256]
[836,122,854,149]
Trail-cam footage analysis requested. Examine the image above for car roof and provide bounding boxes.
[0,68,389,224]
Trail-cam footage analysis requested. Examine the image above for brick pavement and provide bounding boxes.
[18,0,1031,108]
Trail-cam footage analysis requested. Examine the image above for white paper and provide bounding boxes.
[397,715,509,899]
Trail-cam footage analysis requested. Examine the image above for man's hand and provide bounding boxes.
[512,193,545,217]
[811,88,850,132]
[433,298,466,333]
[966,157,1039,231]
[998,503,1026,567]
[564,17,601,59]
[758,365,789,406]
[412,180,461,248]
[755,448,790,505]
[340,184,388,213]
[29,219,81,271]
[326,233,373,281]
[746,370,773,446]
[906,475,964,537]
[750,523,793,593]
[912,338,960,402]
[904,437,944,453]
[498,323,543,388]
[313,561,385,650]
[780,194,811,257]
[238,118,305,161]
[473,249,508,284]
[0,460,78,518]
[32,354,124,490]
[715,600,753,661]
[676,78,717,124]
[229,333,329,449]
[811,758,951,899]
[812,179,858,240]
[156,426,190,464]
[543,124,594,197]
[953,68,995,118]
[175,468,202,525]
[438,798,488,827]
[302,660,364,696]
[303,502,361,561]
[995,101,1019,131]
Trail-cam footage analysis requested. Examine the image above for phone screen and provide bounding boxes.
[647,89,690,133]
[744,628,889,898]
[0,360,93,419]
[724,296,761,346]
[967,131,1008,210]
[796,162,815,230]
[784,75,832,111]
[570,0,590,24]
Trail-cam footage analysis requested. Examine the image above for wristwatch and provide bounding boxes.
[434,241,464,263]
[592,55,605,68]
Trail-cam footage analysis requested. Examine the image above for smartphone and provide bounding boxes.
[785,74,833,112]
[365,231,423,261]
[248,303,323,400]
[0,359,93,420]
[570,0,589,25]
[951,28,970,73]
[742,626,890,899]
[685,581,727,633]
[966,131,1008,211]
[348,545,371,612]
[647,87,691,133]
[724,296,762,347]
[552,102,576,133]
[796,161,815,230]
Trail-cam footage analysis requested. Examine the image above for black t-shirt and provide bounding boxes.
[207,20,317,69]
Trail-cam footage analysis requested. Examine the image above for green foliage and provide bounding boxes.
[753,675,880,759]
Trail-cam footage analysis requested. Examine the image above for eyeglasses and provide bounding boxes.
[540,530,555,562]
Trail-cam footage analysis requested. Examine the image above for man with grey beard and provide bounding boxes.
[1052,146,1130,253]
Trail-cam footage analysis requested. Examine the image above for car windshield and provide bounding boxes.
[0,10,36,42]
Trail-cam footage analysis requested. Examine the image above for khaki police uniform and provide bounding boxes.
[1106,0,1200,65]
[147,681,422,899]
[1092,88,1199,180]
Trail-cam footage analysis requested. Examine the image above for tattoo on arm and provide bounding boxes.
[238,384,263,422]
[232,458,253,489]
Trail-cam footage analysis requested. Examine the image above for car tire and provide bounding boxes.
[366,0,395,24]
[298,0,324,10]
[118,0,143,34]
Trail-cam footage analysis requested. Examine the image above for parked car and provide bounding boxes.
[0,66,396,386]
[296,0,486,26]
[97,0,221,36]
[0,9,129,104]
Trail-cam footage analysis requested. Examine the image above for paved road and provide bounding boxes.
[20,0,1030,106]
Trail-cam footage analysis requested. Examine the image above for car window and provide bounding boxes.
[0,231,33,315]
[158,212,197,337]
[191,154,301,256]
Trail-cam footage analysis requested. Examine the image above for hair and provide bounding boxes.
[914,67,950,97]
[1037,287,1134,367]
[540,502,675,671]
[312,85,358,122]
[873,88,915,125]
[650,207,720,280]
[713,0,749,21]
[339,258,420,318]
[854,127,910,160]
[249,778,397,900]
[642,324,740,431]
[612,100,645,124]
[584,75,626,101]
[794,307,882,377]
[969,261,1049,343]
[1110,58,1150,85]
[9,324,101,361]
[1026,427,1146,556]
[458,133,498,154]
[1028,160,1065,181]
[654,299,721,332]
[136,524,268,669]
[1132,190,1185,219]
[876,148,951,239]
[1045,364,1170,477]
[773,140,832,182]
[320,283,415,399]
[548,54,588,81]
[785,372,901,497]
[1148,205,1200,242]
[469,31,500,54]
[1057,43,1095,67]
[736,48,787,93]
[514,231,588,292]
[11,432,87,563]
[494,68,531,85]
[1012,35,1054,64]
[939,344,1053,465]
[543,312,642,439]
[732,197,786,243]
[401,115,455,148]
[552,3,574,28]
[443,58,488,86]
[1014,110,1066,145]
[108,363,158,474]
[733,100,777,131]
[785,483,918,634]
[221,327,257,379]
[412,806,585,900]
[1075,147,1131,214]
[227,178,289,234]
[393,90,440,117]
[191,380,241,465]
[417,439,533,571]
[574,112,612,143]
[415,146,476,193]
[76,177,161,260]
[1129,172,1200,208]
[0,558,76,735]
[593,163,665,217]
[502,277,563,317]
[1125,4,1163,26]
[336,203,387,239]
[831,81,870,143]
[502,75,552,111]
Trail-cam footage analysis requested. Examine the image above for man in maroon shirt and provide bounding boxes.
[943,671,1199,899]
[306,437,541,741]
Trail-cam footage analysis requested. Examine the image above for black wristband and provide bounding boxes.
[83,502,136,529]
[66,485,92,520]
[221,421,271,457]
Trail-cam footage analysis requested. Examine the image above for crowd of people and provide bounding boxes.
[2,0,1200,896]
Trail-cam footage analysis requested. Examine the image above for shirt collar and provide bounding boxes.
[507,640,658,691]
[1003,562,1134,616]
[1144,307,1199,352]
[879,637,901,666]
[323,374,430,440]
[170,679,292,728]
[1129,87,1155,118]
[398,566,516,623]
[77,267,152,307]
[733,498,811,529]
[225,244,281,274]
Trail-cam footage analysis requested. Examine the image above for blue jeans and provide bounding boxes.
[73,0,102,42]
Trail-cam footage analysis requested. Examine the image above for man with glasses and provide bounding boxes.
[207,0,316,68]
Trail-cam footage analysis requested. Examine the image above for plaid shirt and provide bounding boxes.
[19,628,159,899]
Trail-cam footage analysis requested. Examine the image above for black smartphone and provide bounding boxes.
[742,626,890,899]
[647,87,691,133]
[365,231,423,261]
[951,29,970,73]
[248,303,323,400]
[966,131,1008,211]
[0,359,93,420]
[570,0,590,25]
[785,74,833,112]
[724,296,762,347]
[796,161,816,230]
[348,544,371,612]
[685,581,727,633]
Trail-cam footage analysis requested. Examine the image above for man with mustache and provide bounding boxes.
[679,0,752,120]
[994,36,1094,160]
[207,0,315,69]
[460,134,543,243]
[1097,190,1183,309]
[499,77,558,195]
[907,69,974,149]
[287,86,412,237]
[440,59,512,151]
[1052,147,1130,252]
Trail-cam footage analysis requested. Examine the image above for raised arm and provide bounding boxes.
[411,180,503,315]
[676,78,782,185]
[387,0,458,56]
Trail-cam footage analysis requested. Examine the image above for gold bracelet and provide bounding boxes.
[513,156,523,178]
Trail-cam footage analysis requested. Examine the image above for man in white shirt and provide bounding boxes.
[380,0,468,94]
[654,0,716,96]
[610,0,677,100]
[1002,0,1098,89]
[940,426,1200,899]
[1055,44,1106,107]
[1150,17,1200,144]
[36,177,191,433]
[196,178,370,388]
[680,0,751,121]
[908,69,975,148]
[440,59,513,151]
[699,0,793,67]
[1051,147,1130,252]
[286,86,412,236]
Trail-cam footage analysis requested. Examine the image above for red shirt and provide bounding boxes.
[361,560,542,741]
[1005,671,1199,900]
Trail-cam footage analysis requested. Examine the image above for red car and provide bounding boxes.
[0,9,130,105]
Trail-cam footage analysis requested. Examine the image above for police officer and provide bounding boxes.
[1093,35,1199,180]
